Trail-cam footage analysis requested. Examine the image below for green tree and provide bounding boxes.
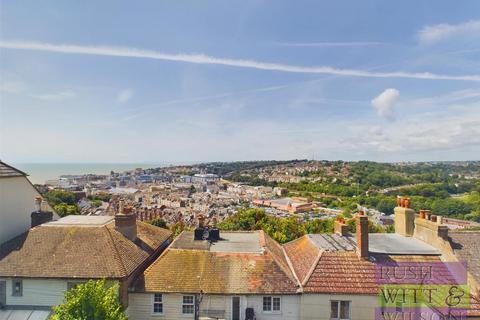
[148,218,167,229]
[45,190,77,206]
[54,203,80,217]
[90,199,102,208]
[51,280,127,320]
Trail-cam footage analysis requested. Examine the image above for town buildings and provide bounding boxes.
[1,161,480,319]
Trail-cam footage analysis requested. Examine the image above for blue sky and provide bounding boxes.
[1,0,480,163]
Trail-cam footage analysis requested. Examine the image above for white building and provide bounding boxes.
[0,161,58,244]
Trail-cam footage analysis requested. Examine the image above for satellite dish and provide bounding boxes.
[202,229,210,240]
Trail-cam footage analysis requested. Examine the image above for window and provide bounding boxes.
[330,300,350,320]
[12,280,22,296]
[182,295,194,314]
[263,296,281,313]
[152,293,163,314]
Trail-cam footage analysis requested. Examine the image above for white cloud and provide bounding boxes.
[33,90,76,101]
[418,20,480,44]
[117,89,134,103]
[273,41,382,47]
[371,88,400,120]
[0,81,26,94]
[1,40,480,81]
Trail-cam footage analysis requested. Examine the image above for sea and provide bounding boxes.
[13,163,176,184]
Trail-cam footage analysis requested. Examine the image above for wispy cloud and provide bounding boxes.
[371,88,399,120]
[33,90,76,101]
[117,89,134,103]
[1,40,480,81]
[0,81,26,94]
[273,41,382,47]
[418,20,480,44]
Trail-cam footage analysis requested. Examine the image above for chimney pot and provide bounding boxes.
[334,217,349,236]
[419,210,426,219]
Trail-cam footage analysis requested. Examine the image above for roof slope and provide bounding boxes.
[303,252,441,294]
[283,235,320,284]
[135,230,299,294]
[0,220,171,279]
[449,231,480,286]
[0,161,27,178]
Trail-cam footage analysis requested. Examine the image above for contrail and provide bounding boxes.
[1,40,480,81]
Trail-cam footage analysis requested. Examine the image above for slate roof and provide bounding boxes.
[0,219,171,279]
[449,231,480,287]
[0,161,27,178]
[448,231,480,317]
[134,230,299,294]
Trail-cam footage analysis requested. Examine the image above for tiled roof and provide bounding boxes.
[283,236,320,284]
[449,231,480,287]
[134,230,299,294]
[0,221,171,279]
[303,252,442,294]
[0,161,27,178]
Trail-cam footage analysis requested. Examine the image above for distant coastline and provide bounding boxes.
[13,163,172,184]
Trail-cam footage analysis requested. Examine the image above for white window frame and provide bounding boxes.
[262,296,281,313]
[152,293,163,315]
[12,279,22,297]
[182,295,195,315]
[330,300,351,320]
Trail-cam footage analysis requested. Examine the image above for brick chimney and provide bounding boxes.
[394,196,415,237]
[334,216,349,236]
[31,196,53,228]
[414,209,448,243]
[114,200,137,241]
[356,211,369,259]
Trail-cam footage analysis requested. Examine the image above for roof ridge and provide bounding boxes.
[302,249,323,287]
[0,161,28,176]
[284,234,308,246]
[262,232,298,285]
[104,226,129,277]
[281,245,302,291]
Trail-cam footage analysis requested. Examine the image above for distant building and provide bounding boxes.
[191,173,219,184]
[253,198,313,214]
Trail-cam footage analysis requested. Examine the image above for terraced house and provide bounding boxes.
[126,201,480,320]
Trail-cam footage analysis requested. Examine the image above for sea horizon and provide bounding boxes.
[12,162,190,184]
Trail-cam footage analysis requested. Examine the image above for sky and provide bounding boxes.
[1,1,480,163]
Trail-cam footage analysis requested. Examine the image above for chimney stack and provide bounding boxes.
[334,216,349,236]
[394,196,415,237]
[414,208,448,241]
[31,196,53,228]
[114,201,137,241]
[356,211,369,259]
